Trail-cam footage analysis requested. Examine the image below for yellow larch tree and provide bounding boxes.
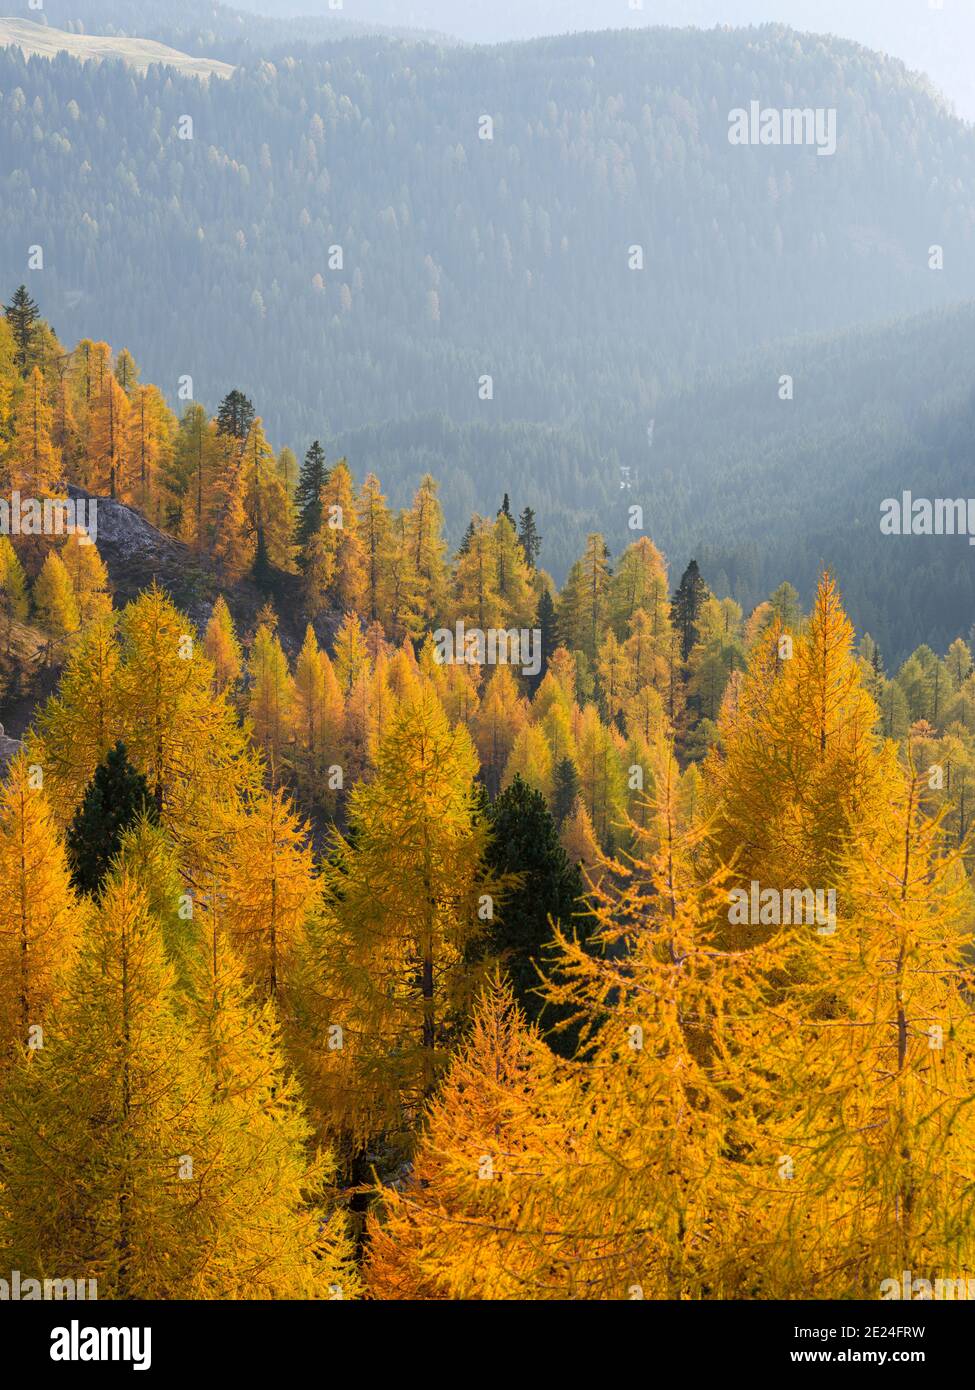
[502,721,554,804]
[292,686,492,1157]
[0,535,29,651]
[243,417,296,575]
[493,511,535,629]
[624,607,672,697]
[303,461,366,615]
[183,918,358,1298]
[704,573,894,921]
[365,973,572,1300]
[559,796,602,877]
[451,516,503,632]
[203,594,243,694]
[623,681,667,749]
[87,373,131,500]
[59,533,112,625]
[0,867,355,1299]
[540,697,577,770]
[29,612,121,823]
[66,339,112,481]
[332,610,369,697]
[247,621,294,775]
[401,473,448,634]
[0,316,16,437]
[472,665,529,797]
[172,404,223,550]
[5,366,60,493]
[0,752,84,1055]
[596,629,635,726]
[574,703,626,849]
[114,585,262,882]
[608,536,670,640]
[32,551,80,646]
[127,383,173,523]
[357,471,394,626]
[439,657,481,727]
[752,762,975,1298]
[210,440,256,583]
[341,666,377,786]
[212,785,320,1004]
[530,743,777,1299]
[290,627,346,808]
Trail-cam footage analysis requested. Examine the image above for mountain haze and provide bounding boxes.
[2,16,974,645]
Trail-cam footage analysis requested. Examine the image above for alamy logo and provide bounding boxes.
[0,1269,96,1301]
[880,492,975,545]
[881,1270,975,1300]
[433,620,541,677]
[50,1320,151,1371]
[0,492,97,544]
[728,102,837,156]
[728,881,836,934]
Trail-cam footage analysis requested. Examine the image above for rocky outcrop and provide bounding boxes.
[67,487,315,657]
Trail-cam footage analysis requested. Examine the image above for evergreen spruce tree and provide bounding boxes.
[215,388,255,440]
[552,756,581,827]
[672,559,709,661]
[66,741,157,894]
[534,588,558,685]
[518,505,542,569]
[3,286,40,375]
[457,519,475,556]
[484,775,587,1047]
[295,440,328,552]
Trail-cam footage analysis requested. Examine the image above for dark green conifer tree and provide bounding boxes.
[671,559,709,661]
[552,757,581,828]
[484,775,587,1051]
[4,285,40,375]
[215,389,256,440]
[295,440,329,553]
[517,506,541,569]
[66,742,158,894]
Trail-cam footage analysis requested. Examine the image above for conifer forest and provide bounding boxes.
[1,0,974,1360]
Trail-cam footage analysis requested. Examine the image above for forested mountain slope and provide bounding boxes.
[233,0,975,120]
[334,301,975,664]
[2,26,972,459]
[4,21,974,652]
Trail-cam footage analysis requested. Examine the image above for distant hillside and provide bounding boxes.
[0,17,234,79]
[219,0,975,120]
[3,21,975,656]
[39,0,450,51]
[2,27,973,453]
[332,301,975,666]
[650,302,975,665]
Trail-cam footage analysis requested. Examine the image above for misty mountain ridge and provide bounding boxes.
[2,15,973,653]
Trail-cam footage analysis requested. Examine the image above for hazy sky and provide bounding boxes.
[237,0,975,120]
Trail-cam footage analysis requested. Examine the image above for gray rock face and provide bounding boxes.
[66,485,212,630]
[0,734,21,769]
